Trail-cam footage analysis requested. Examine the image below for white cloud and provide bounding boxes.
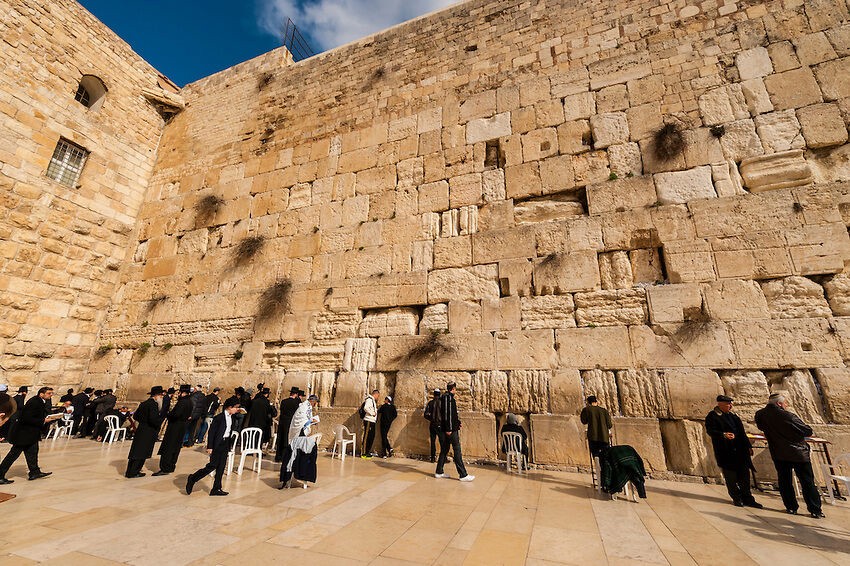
[258,0,461,53]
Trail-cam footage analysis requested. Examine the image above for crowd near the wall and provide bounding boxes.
[0,382,830,517]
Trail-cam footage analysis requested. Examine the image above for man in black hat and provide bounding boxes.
[275,387,302,461]
[186,397,241,496]
[424,389,441,462]
[154,384,193,476]
[126,386,165,478]
[705,395,762,508]
[0,387,58,484]
[246,387,276,447]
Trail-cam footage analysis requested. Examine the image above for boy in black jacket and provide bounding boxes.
[435,382,474,482]
[186,397,241,496]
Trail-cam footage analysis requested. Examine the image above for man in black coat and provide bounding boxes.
[246,388,276,446]
[0,386,28,440]
[184,386,206,447]
[186,397,241,496]
[424,389,441,462]
[705,395,762,508]
[378,395,397,458]
[435,382,474,482]
[275,387,301,462]
[154,384,193,476]
[0,387,57,484]
[60,389,74,403]
[71,388,92,435]
[755,393,824,518]
[126,386,166,478]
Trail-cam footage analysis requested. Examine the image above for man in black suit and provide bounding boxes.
[246,387,276,447]
[153,384,192,476]
[186,397,241,496]
[0,387,57,484]
[71,388,92,435]
[0,386,28,440]
[275,387,301,461]
[126,386,165,478]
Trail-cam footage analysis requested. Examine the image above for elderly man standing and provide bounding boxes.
[755,393,824,518]
[126,386,166,478]
[705,395,762,508]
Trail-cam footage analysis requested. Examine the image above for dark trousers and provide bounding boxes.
[774,459,822,514]
[721,464,755,503]
[184,418,201,445]
[380,425,392,456]
[188,448,227,492]
[362,421,376,455]
[0,443,40,477]
[71,414,83,435]
[588,440,610,457]
[436,431,468,478]
[126,458,146,477]
[159,449,181,473]
[429,426,439,462]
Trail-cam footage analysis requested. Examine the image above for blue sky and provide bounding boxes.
[79,0,460,86]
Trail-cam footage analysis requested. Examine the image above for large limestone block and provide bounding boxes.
[608,142,643,178]
[472,369,508,412]
[663,240,716,283]
[729,319,842,367]
[590,112,629,148]
[532,251,600,294]
[701,280,771,321]
[616,369,671,418]
[736,47,773,80]
[472,226,536,264]
[824,272,850,315]
[629,323,735,368]
[557,327,632,368]
[586,176,657,215]
[498,259,532,297]
[646,284,703,323]
[333,371,368,407]
[588,51,651,90]
[550,369,583,414]
[310,310,360,342]
[760,276,832,319]
[482,297,521,332]
[764,67,824,110]
[466,112,511,144]
[574,289,648,327]
[495,330,558,369]
[433,236,471,269]
[787,223,850,276]
[754,110,804,152]
[530,414,591,466]
[427,266,500,304]
[653,166,716,205]
[720,370,770,423]
[814,368,850,424]
[375,333,495,371]
[718,119,764,163]
[455,412,498,459]
[514,199,584,224]
[630,248,664,285]
[599,250,634,290]
[359,308,419,337]
[740,149,813,192]
[765,369,827,424]
[813,57,850,100]
[797,103,849,148]
[508,369,551,413]
[520,295,576,330]
[698,87,735,126]
[419,303,448,332]
[448,300,482,334]
[580,369,620,414]
[612,418,668,472]
[710,161,746,198]
[660,420,721,477]
[665,368,723,419]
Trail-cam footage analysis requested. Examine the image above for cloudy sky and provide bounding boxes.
[78,0,461,86]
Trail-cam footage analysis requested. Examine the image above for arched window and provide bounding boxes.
[74,75,107,111]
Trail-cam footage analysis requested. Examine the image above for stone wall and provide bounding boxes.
[11,0,850,477]
[0,0,179,389]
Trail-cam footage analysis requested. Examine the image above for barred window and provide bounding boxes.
[46,139,89,187]
[74,83,90,107]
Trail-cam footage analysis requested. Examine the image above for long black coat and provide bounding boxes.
[158,395,192,456]
[206,413,237,466]
[127,398,164,460]
[378,402,397,432]
[705,409,753,470]
[275,397,301,462]
[247,396,275,443]
[9,396,49,446]
[754,403,813,462]
[71,392,89,417]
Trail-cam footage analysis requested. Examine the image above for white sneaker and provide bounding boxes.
[459,475,475,482]
[435,473,449,479]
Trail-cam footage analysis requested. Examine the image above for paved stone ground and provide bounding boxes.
[0,438,848,565]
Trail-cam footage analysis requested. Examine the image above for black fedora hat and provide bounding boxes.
[148,385,165,396]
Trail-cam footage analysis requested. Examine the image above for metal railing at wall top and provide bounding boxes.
[282,17,316,63]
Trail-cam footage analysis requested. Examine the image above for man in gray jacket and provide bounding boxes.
[754,393,824,518]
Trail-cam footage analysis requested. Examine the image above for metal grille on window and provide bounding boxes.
[74,84,90,107]
[46,139,89,187]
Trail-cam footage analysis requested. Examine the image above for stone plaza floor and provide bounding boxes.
[0,438,848,565]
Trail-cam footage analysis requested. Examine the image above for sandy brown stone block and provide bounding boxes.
[498,258,532,297]
[495,329,557,370]
[557,327,632,368]
[514,198,583,225]
[824,272,850,315]
[701,280,771,321]
[549,368,583,414]
[472,226,535,264]
[538,154,577,195]
[615,368,670,418]
[508,369,550,413]
[730,318,842,367]
[556,119,592,154]
[755,110,805,152]
[575,289,648,327]
[654,166,716,205]
[629,322,735,368]
[580,369,620,414]
[532,250,600,294]
[612,418,668,472]
[359,308,419,338]
[427,265,500,304]
[765,67,824,110]
[448,300,482,334]
[586,176,656,215]
[760,276,831,319]
[419,303,448,333]
[663,240,716,283]
[505,161,542,200]
[646,283,702,324]
[530,414,590,466]
[720,370,770,423]
[590,112,629,149]
[466,112,511,144]
[665,368,723,419]
[520,295,576,330]
[630,248,664,284]
[813,56,850,100]
[814,368,850,424]
[375,333,495,371]
[766,369,827,424]
[797,103,848,148]
[719,119,765,163]
[660,419,720,477]
[598,250,634,289]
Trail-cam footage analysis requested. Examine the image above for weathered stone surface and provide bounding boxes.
[616,369,670,418]
[824,272,850,315]
[646,284,703,324]
[557,327,632,368]
[311,309,360,341]
[740,149,813,192]
[466,112,511,144]
[720,370,770,422]
[358,307,418,337]
[607,142,643,177]
[719,119,765,162]
[653,166,716,205]
[665,368,723,419]
[495,330,558,369]
[729,319,843,367]
[530,414,590,466]
[448,300,482,334]
[736,47,773,80]
[333,371,368,407]
[754,110,805,152]
[419,303,448,333]
[760,276,832,319]
[575,289,648,327]
[813,57,850,100]
[580,369,620,414]
[598,250,633,290]
[514,198,584,224]
[797,103,849,148]
[471,226,536,264]
[532,251,600,294]
[765,369,827,424]
[710,161,746,198]
[586,176,656,215]
[427,265,500,304]
[630,248,665,284]
[660,419,720,477]
[702,280,771,321]
[814,368,850,424]
[764,67,824,110]
[550,368,583,414]
[520,295,576,330]
[507,369,551,413]
[590,112,629,148]
[613,417,668,472]
[630,322,735,368]
[376,333,495,371]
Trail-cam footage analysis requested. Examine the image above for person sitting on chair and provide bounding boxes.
[500,413,528,458]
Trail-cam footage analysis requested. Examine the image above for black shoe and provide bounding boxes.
[0,477,13,485]
[786,508,798,515]
[28,471,52,481]
[126,472,146,478]
[744,501,764,509]
[186,477,195,495]
[810,511,826,519]
[209,489,228,496]
[733,500,744,507]
[152,470,170,476]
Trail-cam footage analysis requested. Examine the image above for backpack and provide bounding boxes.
[423,400,434,422]
[358,400,366,419]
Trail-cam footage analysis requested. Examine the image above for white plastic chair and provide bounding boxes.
[47,419,73,441]
[822,454,850,505]
[502,431,528,473]
[331,424,356,460]
[103,415,126,443]
[237,427,263,475]
[309,432,323,447]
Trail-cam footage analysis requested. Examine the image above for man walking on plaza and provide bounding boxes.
[186,397,240,497]
[154,384,193,476]
[755,393,824,518]
[580,395,612,457]
[275,387,301,460]
[361,389,379,458]
[126,386,165,478]
[435,382,474,482]
[0,387,57,484]
[705,395,762,508]
[424,389,440,462]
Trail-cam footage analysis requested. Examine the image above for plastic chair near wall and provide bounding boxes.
[822,454,850,505]
[103,415,126,443]
[47,420,73,441]
[237,427,263,475]
[331,424,356,461]
[502,432,527,473]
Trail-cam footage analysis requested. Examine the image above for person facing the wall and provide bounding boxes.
[580,395,612,457]
[705,395,762,509]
